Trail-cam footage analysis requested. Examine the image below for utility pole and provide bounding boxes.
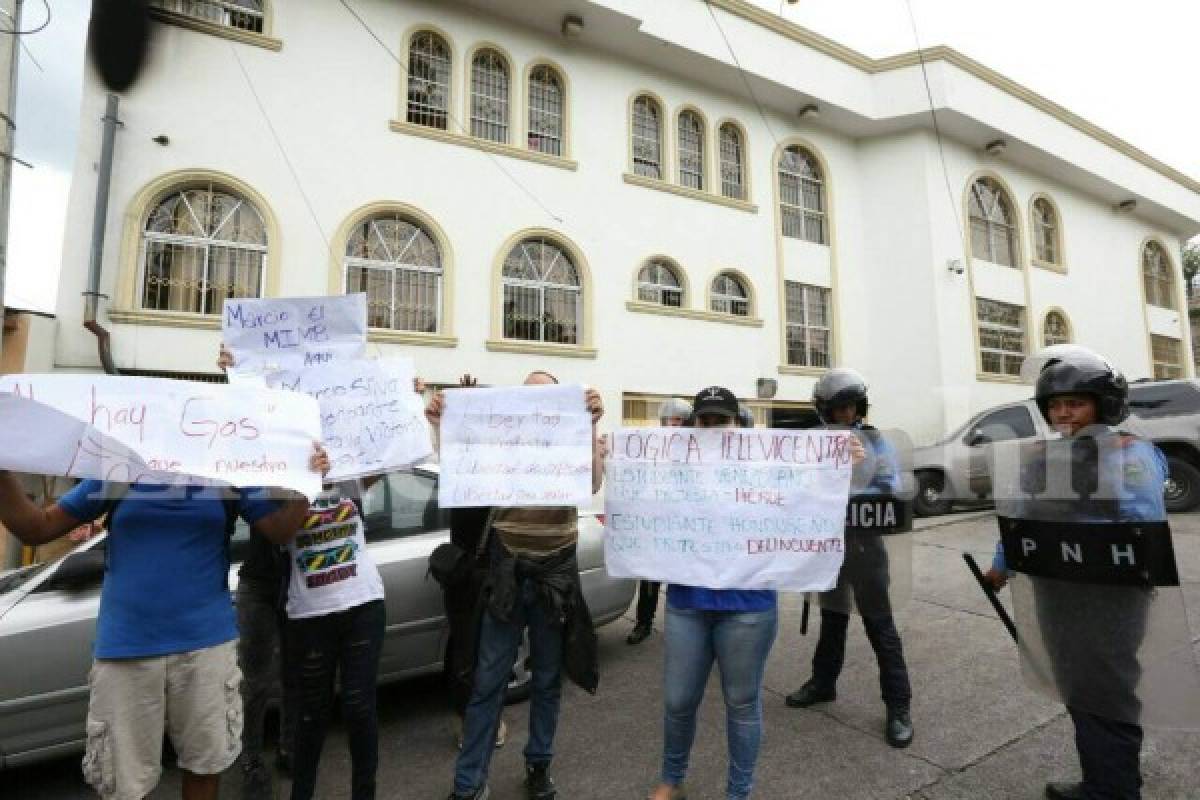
[0,0,22,367]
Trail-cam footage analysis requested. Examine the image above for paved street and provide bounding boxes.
[7,510,1200,799]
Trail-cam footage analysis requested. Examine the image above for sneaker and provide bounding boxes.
[240,757,273,800]
[626,623,653,645]
[525,763,557,800]
[784,680,836,708]
[1044,782,1084,800]
[885,707,914,748]
[446,788,490,800]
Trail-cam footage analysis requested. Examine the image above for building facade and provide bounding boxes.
[50,0,1200,444]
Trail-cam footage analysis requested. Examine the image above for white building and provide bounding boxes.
[51,0,1200,444]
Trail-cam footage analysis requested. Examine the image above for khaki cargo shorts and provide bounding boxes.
[81,640,243,800]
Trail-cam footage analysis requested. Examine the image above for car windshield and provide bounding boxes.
[0,561,51,595]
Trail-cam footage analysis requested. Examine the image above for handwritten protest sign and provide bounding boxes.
[223,294,367,376]
[438,384,593,508]
[232,358,433,481]
[0,374,323,498]
[604,428,854,591]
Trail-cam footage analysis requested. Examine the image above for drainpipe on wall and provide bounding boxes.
[83,93,121,375]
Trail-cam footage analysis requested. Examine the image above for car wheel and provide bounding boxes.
[1163,457,1200,513]
[504,632,533,705]
[913,471,954,517]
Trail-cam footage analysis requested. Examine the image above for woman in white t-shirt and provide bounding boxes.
[286,478,386,800]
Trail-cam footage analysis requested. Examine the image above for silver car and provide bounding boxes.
[0,465,634,769]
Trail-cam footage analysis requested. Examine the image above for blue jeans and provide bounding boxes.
[453,576,564,794]
[662,605,778,800]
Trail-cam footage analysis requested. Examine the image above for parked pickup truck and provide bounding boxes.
[911,379,1200,516]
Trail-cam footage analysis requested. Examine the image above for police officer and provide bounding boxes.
[628,397,693,645]
[785,369,914,749]
[982,347,1174,800]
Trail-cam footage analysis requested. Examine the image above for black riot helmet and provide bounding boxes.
[812,368,869,423]
[1025,345,1129,426]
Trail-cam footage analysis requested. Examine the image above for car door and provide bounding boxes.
[0,541,105,767]
[964,404,1039,499]
[363,470,453,683]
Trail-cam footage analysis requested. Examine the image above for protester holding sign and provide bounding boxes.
[0,449,326,800]
[429,371,605,800]
[784,369,915,750]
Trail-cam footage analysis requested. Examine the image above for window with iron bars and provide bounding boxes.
[343,214,442,333]
[470,50,510,144]
[151,0,265,33]
[718,123,745,200]
[677,111,705,190]
[977,298,1026,376]
[632,95,662,180]
[969,178,1017,267]
[710,273,749,317]
[1142,241,1176,309]
[1032,198,1059,264]
[638,260,684,307]
[407,31,451,130]
[785,282,831,368]
[140,184,266,316]
[778,146,826,244]
[1152,335,1184,380]
[527,65,563,156]
[502,238,581,344]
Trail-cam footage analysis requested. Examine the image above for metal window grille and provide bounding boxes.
[1033,199,1059,264]
[632,96,662,180]
[968,179,1017,267]
[785,281,831,367]
[1143,242,1175,309]
[1152,335,1184,380]
[976,298,1026,376]
[150,0,265,33]
[527,66,563,156]
[470,50,509,143]
[637,260,683,307]
[407,31,451,130]
[140,184,266,315]
[778,147,826,244]
[502,238,581,344]
[677,111,704,190]
[343,214,442,333]
[710,273,749,317]
[1043,312,1070,346]
[718,123,744,200]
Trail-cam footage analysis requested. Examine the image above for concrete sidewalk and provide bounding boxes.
[11,512,1200,799]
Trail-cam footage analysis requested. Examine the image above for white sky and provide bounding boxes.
[5,0,1199,313]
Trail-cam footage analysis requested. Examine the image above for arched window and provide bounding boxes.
[631,95,663,180]
[677,110,705,190]
[407,31,451,130]
[502,237,581,344]
[778,146,826,244]
[528,65,564,156]
[470,49,509,143]
[1043,310,1071,346]
[968,178,1017,266]
[140,183,266,315]
[710,272,749,317]
[1032,197,1060,265]
[150,0,265,33]
[718,122,745,200]
[638,260,683,307]
[1143,241,1175,308]
[343,213,442,332]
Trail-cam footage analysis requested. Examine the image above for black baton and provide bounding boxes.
[800,596,810,636]
[962,553,1018,643]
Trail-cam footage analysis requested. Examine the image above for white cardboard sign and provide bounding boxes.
[438,384,593,508]
[222,293,367,376]
[603,428,854,591]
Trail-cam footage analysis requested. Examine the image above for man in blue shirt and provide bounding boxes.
[0,451,324,800]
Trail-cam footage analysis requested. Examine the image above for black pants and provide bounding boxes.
[811,608,912,710]
[287,599,385,800]
[236,584,294,764]
[1070,707,1143,799]
[635,580,661,626]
